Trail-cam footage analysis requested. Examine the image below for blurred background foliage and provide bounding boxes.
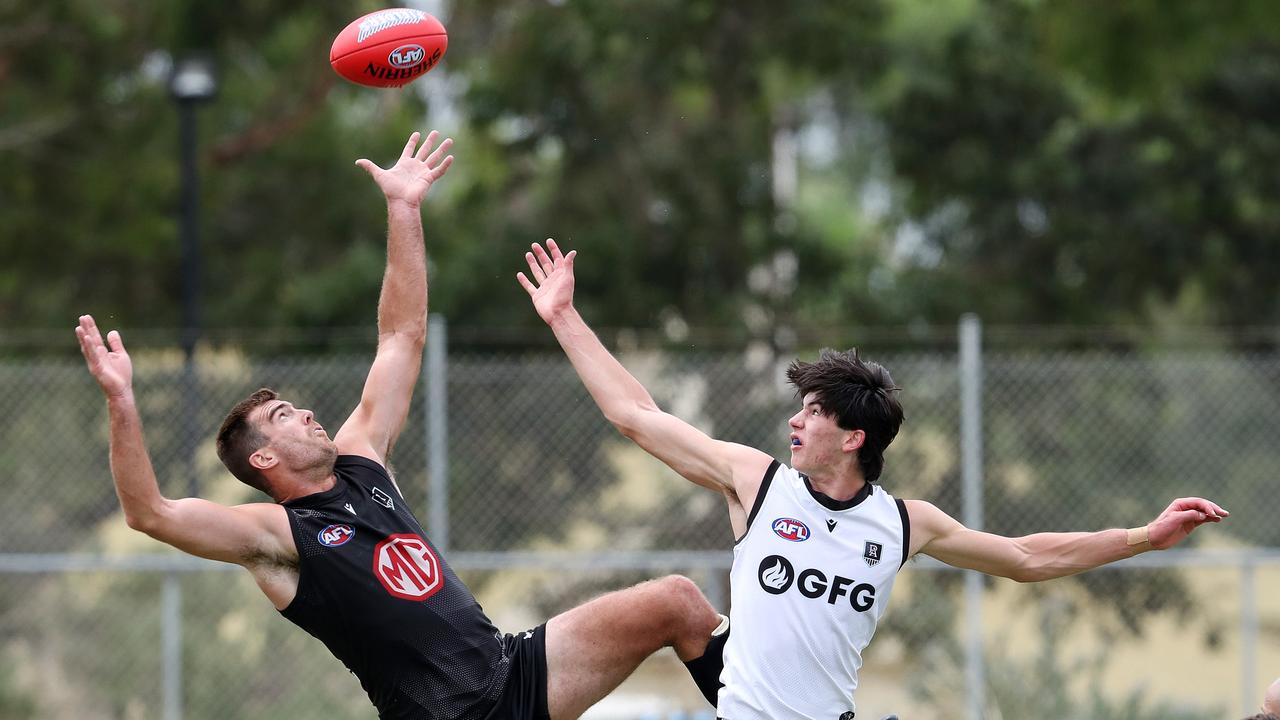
[1,0,1276,338]
[0,1,1276,718]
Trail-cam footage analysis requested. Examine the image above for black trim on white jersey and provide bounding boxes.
[735,459,781,546]
[895,498,911,569]
[800,474,874,511]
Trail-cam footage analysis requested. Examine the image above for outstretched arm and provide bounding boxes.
[76,315,290,566]
[335,130,454,467]
[518,240,773,532]
[907,496,1229,582]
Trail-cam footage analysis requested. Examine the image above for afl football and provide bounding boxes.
[330,8,447,88]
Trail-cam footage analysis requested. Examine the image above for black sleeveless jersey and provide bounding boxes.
[280,455,509,719]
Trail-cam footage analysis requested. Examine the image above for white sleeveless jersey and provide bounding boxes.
[718,461,910,719]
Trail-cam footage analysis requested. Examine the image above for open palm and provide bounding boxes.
[76,315,133,399]
[517,239,577,323]
[355,130,454,206]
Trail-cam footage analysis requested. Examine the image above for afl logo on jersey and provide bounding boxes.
[772,517,811,542]
[373,533,444,601]
[318,524,354,547]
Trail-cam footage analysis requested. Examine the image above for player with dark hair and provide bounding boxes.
[76,132,722,720]
[518,238,1230,719]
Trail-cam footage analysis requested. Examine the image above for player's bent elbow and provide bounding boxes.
[613,416,645,442]
[124,510,160,535]
[380,328,427,351]
[605,403,660,440]
[123,500,173,537]
[1009,558,1061,583]
[1008,568,1039,583]
[1004,546,1044,583]
[1017,569,1073,583]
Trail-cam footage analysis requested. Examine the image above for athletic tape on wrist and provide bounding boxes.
[1126,526,1149,547]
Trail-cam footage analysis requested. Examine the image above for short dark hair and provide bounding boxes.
[785,348,904,483]
[215,388,279,495]
[1243,714,1280,720]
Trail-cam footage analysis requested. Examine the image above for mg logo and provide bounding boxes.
[388,44,425,68]
[373,533,443,601]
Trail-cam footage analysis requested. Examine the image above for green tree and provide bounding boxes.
[0,1,423,333]
[868,0,1280,326]
[440,0,890,331]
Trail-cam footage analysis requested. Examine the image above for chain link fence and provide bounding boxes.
[0,321,1276,719]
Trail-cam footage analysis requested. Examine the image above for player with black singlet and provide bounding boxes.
[278,449,539,717]
[77,131,723,720]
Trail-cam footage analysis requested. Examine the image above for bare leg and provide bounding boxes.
[543,575,720,720]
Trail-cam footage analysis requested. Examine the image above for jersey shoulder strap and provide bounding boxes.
[736,459,783,546]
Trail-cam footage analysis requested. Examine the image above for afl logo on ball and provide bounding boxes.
[772,517,810,542]
[388,44,425,68]
[318,524,354,547]
[373,533,443,601]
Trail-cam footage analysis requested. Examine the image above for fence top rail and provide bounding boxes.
[1,548,1277,573]
[3,322,1278,351]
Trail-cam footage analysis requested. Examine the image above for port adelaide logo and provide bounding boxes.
[864,540,884,567]
[318,524,354,547]
[772,517,810,542]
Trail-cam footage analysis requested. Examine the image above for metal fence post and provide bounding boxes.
[1241,558,1257,716]
[426,314,449,551]
[181,360,201,499]
[162,572,182,720]
[959,314,985,720]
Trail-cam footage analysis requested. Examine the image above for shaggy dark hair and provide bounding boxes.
[215,388,279,495]
[785,348,904,482]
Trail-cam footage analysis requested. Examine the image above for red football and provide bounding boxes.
[330,8,448,88]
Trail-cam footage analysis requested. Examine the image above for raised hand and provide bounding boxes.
[1146,497,1229,549]
[355,130,454,206]
[517,238,577,324]
[76,315,133,400]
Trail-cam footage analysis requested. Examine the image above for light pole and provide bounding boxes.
[170,56,217,363]
[168,55,217,501]
[163,54,218,720]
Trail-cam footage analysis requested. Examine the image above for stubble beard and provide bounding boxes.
[309,442,339,477]
[286,437,339,481]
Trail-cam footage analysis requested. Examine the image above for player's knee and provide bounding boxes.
[656,574,701,605]
[656,575,716,625]
[651,575,720,658]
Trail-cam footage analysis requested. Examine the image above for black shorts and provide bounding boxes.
[487,624,550,720]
